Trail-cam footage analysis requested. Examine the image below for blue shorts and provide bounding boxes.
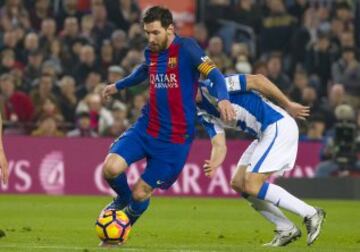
[109,126,192,190]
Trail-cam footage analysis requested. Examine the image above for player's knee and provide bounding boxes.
[132,187,151,201]
[102,155,127,179]
[230,177,244,193]
[243,177,261,196]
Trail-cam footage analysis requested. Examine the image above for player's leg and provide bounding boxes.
[245,119,325,245]
[102,128,146,211]
[123,139,192,225]
[231,165,295,232]
[123,178,153,225]
[102,154,131,211]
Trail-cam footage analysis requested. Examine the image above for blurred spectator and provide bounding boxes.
[111,29,129,64]
[31,115,64,137]
[204,0,232,36]
[289,69,309,103]
[100,40,114,75]
[228,0,262,33]
[301,85,323,115]
[304,115,326,141]
[259,0,297,54]
[43,39,63,75]
[39,18,57,55]
[334,1,353,31]
[76,71,101,100]
[339,31,355,49]
[105,103,129,137]
[67,111,98,137]
[206,36,232,71]
[1,30,19,52]
[0,49,18,75]
[320,84,345,129]
[80,14,95,44]
[22,32,40,63]
[289,7,317,73]
[82,93,114,135]
[266,53,291,93]
[91,3,115,48]
[35,98,64,123]
[60,17,84,73]
[331,47,360,109]
[0,0,29,29]
[73,45,99,84]
[121,49,142,73]
[0,73,34,123]
[305,32,336,97]
[288,0,309,22]
[193,23,209,49]
[58,76,77,123]
[252,60,268,76]
[29,0,52,31]
[23,49,44,92]
[127,23,146,50]
[30,74,58,118]
[105,0,141,33]
[55,0,83,30]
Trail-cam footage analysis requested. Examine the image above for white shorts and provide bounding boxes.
[237,115,299,174]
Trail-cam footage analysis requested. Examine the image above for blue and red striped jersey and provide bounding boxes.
[116,35,228,144]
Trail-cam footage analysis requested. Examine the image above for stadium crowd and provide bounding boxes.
[0,0,359,141]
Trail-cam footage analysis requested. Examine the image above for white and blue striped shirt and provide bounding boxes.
[197,74,286,138]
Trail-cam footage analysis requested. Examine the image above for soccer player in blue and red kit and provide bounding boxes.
[100,5,235,241]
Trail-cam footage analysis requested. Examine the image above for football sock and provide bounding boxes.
[257,182,316,218]
[124,197,150,225]
[106,173,131,208]
[242,193,293,231]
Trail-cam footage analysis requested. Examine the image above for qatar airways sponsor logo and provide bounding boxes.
[150,73,178,89]
[39,151,65,195]
[0,160,31,192]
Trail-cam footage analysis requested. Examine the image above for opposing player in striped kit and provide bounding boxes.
[197,74,326,247]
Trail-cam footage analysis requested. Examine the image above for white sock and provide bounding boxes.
[258,182,316,218]
[245,195,294,231]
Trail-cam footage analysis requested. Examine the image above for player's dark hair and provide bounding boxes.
[142,6,173,28]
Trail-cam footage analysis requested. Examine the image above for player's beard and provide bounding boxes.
[149,36,168,52]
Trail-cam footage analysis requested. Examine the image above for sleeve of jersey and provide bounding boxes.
[115,63,148,91]
[197,114,225,139]
[225,74,247,93]
[184,39,229,101]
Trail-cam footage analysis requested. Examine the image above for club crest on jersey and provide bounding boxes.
[168,57,177,68]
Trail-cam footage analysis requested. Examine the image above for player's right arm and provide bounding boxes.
[0,113,9,185]
[102,63,148,100]
[245,74,310,120]
[197,114,227,177]
[184,38,235,121]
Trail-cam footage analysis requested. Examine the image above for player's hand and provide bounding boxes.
[203,160,218,178]
[286,102,310,120]
[102,84,118,101]
[218,100,236,122]
[0,149,9,185]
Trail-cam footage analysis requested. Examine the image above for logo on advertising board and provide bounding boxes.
[39,151,65,195]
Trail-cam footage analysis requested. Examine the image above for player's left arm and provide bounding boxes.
[197,114,227,177]
[0,113,9,185]
[184,39,235,121]
[245,74,310,120]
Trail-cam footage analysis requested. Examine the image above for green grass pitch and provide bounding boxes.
[0,195,359,251]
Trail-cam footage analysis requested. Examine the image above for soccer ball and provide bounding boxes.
[95,210,131,244]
